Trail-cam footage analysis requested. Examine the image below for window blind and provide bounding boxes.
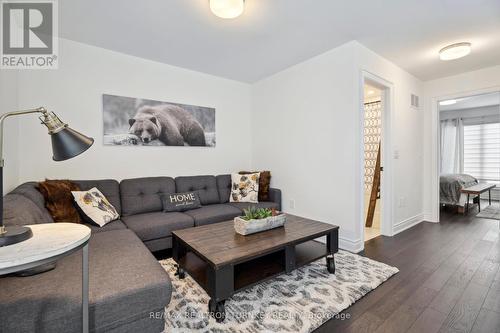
[463,122,500,200]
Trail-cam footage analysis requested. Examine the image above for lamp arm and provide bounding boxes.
[0,107,47,234]
[0,107,48,167]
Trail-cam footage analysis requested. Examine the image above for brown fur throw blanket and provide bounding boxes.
[37,179,82,223]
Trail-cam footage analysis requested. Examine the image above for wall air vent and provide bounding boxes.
[411,94,420,109]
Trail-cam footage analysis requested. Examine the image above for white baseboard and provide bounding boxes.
[393,213,425,235]
[423,213,439,223]
[339,237,364,253]
[314,236,364,254]
[314,214,425,254]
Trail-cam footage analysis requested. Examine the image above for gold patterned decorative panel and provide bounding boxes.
[364,101,381,191]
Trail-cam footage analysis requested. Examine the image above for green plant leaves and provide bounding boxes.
[242,207,272,221]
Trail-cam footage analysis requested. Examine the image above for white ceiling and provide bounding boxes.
[439,91,500,111]
[59,0,500,83]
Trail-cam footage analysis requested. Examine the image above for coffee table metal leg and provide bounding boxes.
[326,229,339,255]
[207,265,233,323]
[326,229,338,274]
[173,235,187,280]
[478,195,481,212]
[82,243,89,333]
[172,235,186,263]
[489,190,491,206]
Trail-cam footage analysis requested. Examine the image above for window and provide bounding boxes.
[463,122,500,198]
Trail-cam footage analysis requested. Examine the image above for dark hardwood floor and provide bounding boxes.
[316,204,500,333]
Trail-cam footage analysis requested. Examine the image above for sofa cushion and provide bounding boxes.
[0,229,171,333]
[120,177,176,216]
[183,204,242,226]
[143,237,172,252]
[10,182,54,221]
[85,219,127,234]
[228,201,280,211]
[216,174,231,203]
[122,212,194,241]
[3,193,53,226]
[268,188,282,210]
[175,175,220,205]
[74,180,122,215]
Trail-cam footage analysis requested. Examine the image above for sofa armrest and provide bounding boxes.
[268,188,282,210]
[3,193,53,226]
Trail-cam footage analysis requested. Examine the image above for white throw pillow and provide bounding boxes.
[230,173,260,203]
[72,187,119,227]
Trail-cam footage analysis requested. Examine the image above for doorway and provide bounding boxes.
[437,91,500,217]
[359,71,393,246]
[430,86,500,222]
[363,83,383,241]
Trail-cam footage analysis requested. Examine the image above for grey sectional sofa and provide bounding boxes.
[0,174,281,333]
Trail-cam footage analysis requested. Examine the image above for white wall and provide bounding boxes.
[423,65,500,221]
[0,71,20,194]
[15,39,253,182]
[251,41,424,252]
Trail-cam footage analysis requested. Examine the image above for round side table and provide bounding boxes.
[0,223,91,333]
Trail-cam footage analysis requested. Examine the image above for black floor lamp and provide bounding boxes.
[0,107,94,247]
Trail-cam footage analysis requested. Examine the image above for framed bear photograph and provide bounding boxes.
[102,94,216,147]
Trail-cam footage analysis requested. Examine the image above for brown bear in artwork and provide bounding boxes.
[129,104,206,146]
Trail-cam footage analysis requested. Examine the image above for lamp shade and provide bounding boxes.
[51,126,94,161]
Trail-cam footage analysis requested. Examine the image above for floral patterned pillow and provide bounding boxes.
[72,187,119,227]
[230,173,260,203]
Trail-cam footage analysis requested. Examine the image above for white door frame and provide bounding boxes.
[359,70,395,244]
[429,85,500,222]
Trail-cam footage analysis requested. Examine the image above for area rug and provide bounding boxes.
[160,250,398,333]
[477,205,500,220]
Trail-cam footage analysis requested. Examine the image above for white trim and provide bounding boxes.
[315,236,364,254]
[430,85,500,222]
[339,237,364,253]
[393,214,425,234]
[359,71,395,248]
[423,213,438,223]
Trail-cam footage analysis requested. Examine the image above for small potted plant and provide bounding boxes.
[234,207,286,235]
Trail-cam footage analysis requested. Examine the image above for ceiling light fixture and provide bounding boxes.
[367,90,375,95]
[439,99,457,106]
[439,42,472,61]
[209,0,245,19]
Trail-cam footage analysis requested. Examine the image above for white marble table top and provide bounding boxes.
[0,223,91,273]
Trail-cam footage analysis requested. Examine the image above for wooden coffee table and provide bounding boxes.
[172,214,339,322]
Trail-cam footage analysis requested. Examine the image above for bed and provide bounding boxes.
[440,174,478,212]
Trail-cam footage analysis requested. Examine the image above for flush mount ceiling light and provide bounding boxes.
[439,99,457,106]
[210,0,245,19]
[439,42,472,61]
